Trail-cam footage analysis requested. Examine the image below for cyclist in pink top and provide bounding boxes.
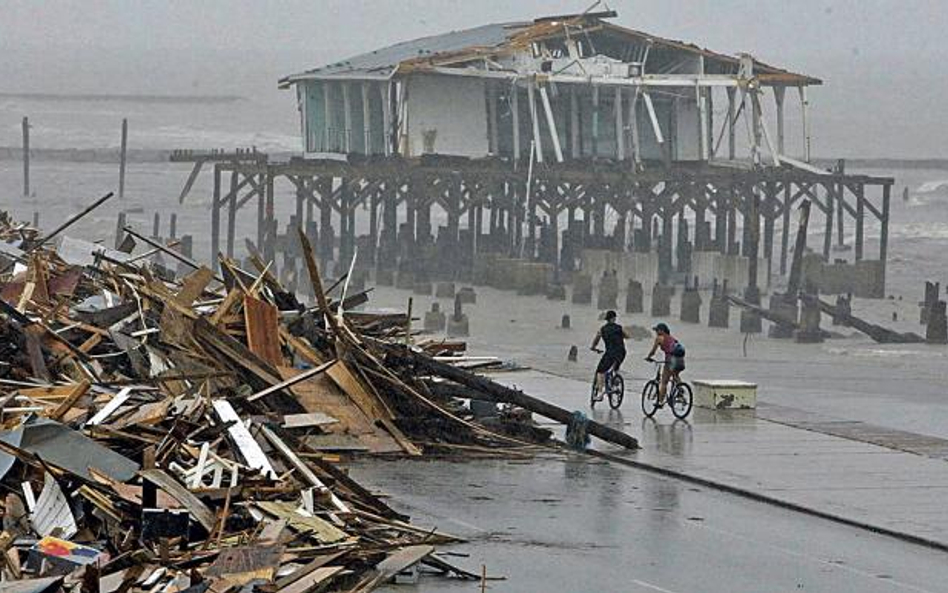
[645,322,685,406]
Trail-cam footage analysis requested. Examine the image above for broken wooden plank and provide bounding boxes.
[244,295,283,367]
[49,380,90,420]
[212,399,276,479]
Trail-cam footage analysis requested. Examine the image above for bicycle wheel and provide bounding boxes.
[641,380,660,417]
[590,374,599,408]
[608,374,624,409]
[670,382,693,419]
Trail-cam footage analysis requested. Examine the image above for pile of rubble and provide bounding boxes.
[0,195,638,591]
[0,201,562,592]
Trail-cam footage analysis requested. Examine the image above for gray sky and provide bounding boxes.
[2,0,946,157]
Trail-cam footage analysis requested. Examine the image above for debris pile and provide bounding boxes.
[0,208,540,592]
[0,201,637,591]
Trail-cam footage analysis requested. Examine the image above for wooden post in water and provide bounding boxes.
[22,117,30,197]
[118,118,128,199]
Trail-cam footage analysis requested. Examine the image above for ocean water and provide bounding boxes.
[0,94,946,304]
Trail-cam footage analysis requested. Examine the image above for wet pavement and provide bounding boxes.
[356,283,948,590]
[358,455,948,593]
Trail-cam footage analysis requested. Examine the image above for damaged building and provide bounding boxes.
[179,10,894,304]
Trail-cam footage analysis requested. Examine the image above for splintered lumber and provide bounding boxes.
[387,346,639,450]
[49,381,90,420]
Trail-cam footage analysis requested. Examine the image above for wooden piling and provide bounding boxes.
[22,117,29,197]
[211,165,221,270]
[119,118,128,199]
[227,170,237,258]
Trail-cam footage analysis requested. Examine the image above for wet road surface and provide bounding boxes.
[359,454,948,593]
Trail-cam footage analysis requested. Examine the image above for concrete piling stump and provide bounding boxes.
[650,283,672,317]
[597,271,619,310]
[679,276,702,324]
[625,279,643,314]
[739,286,763,334]
[424,302,447,332]
[926,300,947,344]
[457,286,477,304]
[446,294,469,337]
[795,291,824,343]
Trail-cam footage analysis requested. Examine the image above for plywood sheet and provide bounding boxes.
[279,367,401,455]
[244,296,282,367]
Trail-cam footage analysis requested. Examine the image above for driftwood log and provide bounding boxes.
[386,345,639,450]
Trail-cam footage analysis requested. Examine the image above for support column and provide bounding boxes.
[22,117,29,197]
[774,86,786,155]
[320,179,333,263]
[369,187,379,263]
[880,184,891,292]
[715,191,727,254]
[615,86,625,161]
[660,209,673,284]
[512,86,521,163]
[780,182,791,275]
[341,83,352,153]
[726,88,736,160]
[211,164,221,271]
[226,170,237,258]
[836,181,845,249]
[257,175,265,251]
[855,184,865,261]
[264,170,275,264]
[799,86,811,162]
[763,182,776,285]
[570,86,580,159]
[823,183,834,260]
[591,85,600,157]
[727,185,737,255]
[487,82,498,155]
[361,83,372,154]
[118,118,128,199]
[528,83,543,163]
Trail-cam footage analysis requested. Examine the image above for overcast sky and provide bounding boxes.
[2,0,946,157]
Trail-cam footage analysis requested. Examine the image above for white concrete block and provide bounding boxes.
[693,379,757,410]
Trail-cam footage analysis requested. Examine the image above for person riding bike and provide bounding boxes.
[645,322,685,406]
[590,310,632,398]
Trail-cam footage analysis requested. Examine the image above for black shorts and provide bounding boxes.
[597,350,626,374]
[665,355,685,372]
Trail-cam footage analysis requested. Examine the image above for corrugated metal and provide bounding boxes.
[285,21,527,82]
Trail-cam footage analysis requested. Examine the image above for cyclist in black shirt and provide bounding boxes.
[590,310,632,398]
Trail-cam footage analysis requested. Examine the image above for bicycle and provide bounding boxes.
[590,348,625,410]
[641,357,693,419]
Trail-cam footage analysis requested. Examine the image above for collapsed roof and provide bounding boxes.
[280,10,820,87]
